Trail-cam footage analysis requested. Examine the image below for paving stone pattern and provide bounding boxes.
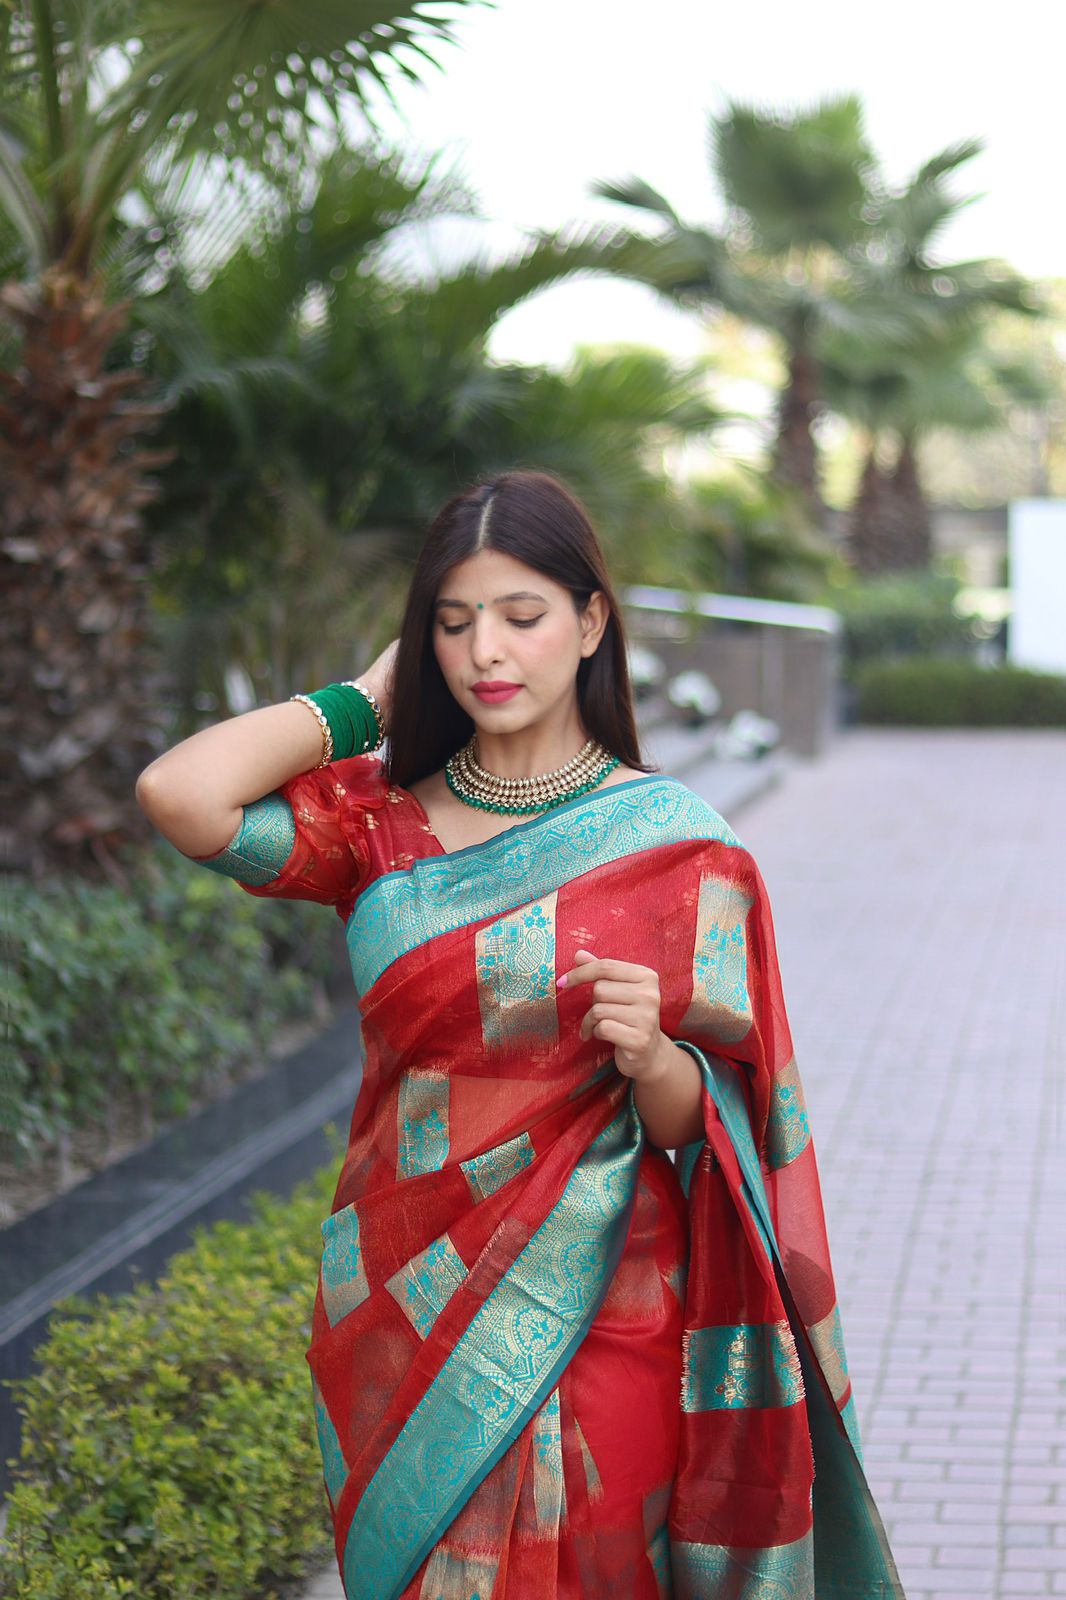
[732,730,1066,1600]
[300,729,1065,1600]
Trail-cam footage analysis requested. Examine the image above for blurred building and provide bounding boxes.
[1008,498,1066,673]
[928,504,1009,586]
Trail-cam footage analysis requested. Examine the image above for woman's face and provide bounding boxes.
[431,548,607,732]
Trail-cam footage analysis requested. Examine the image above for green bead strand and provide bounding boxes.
[444,755,619,816]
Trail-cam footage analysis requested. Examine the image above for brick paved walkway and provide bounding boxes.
[734,730,1066,1600]
[301,729,1065,1600]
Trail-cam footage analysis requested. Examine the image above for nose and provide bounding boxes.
[469,613,507,670]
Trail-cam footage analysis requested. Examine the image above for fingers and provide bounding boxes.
[581,1015,645,1048]
[575,978,646,1004]
[578,1000,631,1039]
[558,948,661,1055]
[557,950,657,991]
[579,1002,662,1047]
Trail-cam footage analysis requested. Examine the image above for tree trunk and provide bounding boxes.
[846,433,933,574]
[771,341,825,525]
[0,269,173,881]
[885,434,933,569]
[846,440,895,574]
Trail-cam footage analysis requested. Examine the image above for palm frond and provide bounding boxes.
[709,93,875,255]
[99,0,483,165]
[909,138,985,191]
[588,216,770,328]
[0,126,49,271]
[590,176,683,228]
[821,314,1043,437]
[864,137,991,278]
[138,292,320,440]
[389,223,633,356]
[1,0,485,276]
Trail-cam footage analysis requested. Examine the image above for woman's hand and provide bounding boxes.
[557,946,706,1146]
[358,638,399,729]
[556,948,673,1083]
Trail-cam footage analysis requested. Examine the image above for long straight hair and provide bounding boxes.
[383,469,656,790]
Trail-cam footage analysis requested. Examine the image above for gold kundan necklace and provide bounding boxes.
[445,733,620,816]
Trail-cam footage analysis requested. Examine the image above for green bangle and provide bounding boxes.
[304,683,382,761]
[340,680,386,749]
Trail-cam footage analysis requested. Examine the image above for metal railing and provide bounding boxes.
[620,584,842,757]
[621,583,841,636]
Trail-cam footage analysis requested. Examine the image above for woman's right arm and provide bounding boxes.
[134,700,329,858]
[135,645,397,859]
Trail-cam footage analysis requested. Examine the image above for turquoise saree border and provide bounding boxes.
[672,1529,814,1599]
[342,1095,644,1600]
[346,776,741,994]
[188,792,295,886]
[672,1040,906,1599]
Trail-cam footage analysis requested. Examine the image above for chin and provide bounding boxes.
[470,706,532,726]
[468,700,538,730]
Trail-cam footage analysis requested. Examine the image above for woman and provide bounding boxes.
[136,470,904,1599]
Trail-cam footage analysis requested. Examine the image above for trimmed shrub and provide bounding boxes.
[854,658,1066,727]
[0,1156,341,1600]
[2,839,341,1164]
[826,572,983,679]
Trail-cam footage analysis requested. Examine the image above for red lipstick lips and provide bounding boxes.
[471,683,522,702]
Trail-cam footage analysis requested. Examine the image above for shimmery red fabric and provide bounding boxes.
[232,755,883,1597]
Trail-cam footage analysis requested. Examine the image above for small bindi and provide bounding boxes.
[476,602,484,609]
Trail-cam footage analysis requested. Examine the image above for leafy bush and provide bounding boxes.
[824,572,984,678]
[682,476,848,604]
[0,1156,341,1600]
[2,840,341,1163]
[854,658,1066,726]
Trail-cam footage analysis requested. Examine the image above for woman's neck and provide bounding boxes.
[472,717,592,780]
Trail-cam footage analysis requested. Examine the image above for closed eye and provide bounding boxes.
[440,616,544,635]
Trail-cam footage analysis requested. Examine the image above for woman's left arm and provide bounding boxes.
[558,948,705,1149]
[629,1037,705,1149]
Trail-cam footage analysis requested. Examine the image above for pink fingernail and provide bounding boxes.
[556,974,568,989]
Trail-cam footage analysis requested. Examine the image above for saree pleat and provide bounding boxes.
[191,755,905,1598]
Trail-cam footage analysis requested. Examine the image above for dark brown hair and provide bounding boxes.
[383,469,656,789]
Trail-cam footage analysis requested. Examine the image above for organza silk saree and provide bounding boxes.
[192,754,905,1599]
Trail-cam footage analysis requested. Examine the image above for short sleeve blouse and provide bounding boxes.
[184,753,393,916]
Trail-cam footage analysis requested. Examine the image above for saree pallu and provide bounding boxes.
[192,757,905,1599]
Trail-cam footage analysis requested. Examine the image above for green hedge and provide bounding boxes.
[826,572,984,679]
[0,1153,342,1600]
[2,841,341,1163]
[854,658,1066,726]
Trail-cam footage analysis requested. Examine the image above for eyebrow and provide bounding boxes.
[433,591,548,609]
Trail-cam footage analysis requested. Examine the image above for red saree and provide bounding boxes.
[191,754,905,1598]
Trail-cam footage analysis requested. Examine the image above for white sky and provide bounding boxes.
[359,0,1060,367]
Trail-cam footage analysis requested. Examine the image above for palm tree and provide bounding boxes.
[593,95,905,519]
[824,324,1045,572]
[471,344,728,577]
[0,0,479,879]
[819,141,1040,570]
[135,152,725,721]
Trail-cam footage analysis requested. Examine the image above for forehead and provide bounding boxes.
[434,547,561,604]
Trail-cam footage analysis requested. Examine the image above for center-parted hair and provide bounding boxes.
[383,469,655,789]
